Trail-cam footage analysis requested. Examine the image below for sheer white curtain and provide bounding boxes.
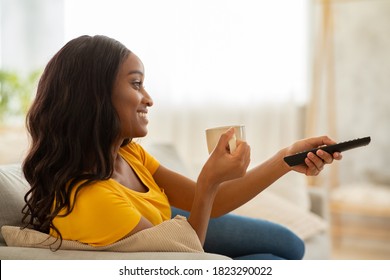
[65,0,309,177]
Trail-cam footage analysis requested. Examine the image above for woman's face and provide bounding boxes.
[112,53,153,140]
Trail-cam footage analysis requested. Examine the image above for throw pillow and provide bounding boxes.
[0,164,30,245]
[1,215,204,253]
[233,191,327,240]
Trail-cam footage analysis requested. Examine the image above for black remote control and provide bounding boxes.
[283,136,371,167]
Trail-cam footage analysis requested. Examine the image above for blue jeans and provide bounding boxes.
[171,207,305,260]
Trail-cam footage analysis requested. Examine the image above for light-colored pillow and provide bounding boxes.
[264,172,311,211]
[233,191,327,240]
[1,215,204,253]
[0,164,30,245]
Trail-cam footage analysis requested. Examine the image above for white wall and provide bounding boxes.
[333,0,390,186]
[0,0,65,73]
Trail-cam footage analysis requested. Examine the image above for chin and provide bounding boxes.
[136,128,148,138]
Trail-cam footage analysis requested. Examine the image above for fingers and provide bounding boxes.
[305,150,329,175]
[215,127,235,152]
[316,149,343,164]
[206,141,251,184]
[290,135,344,176]
[216,128,249,156]
[333,152,343,161]
[305,152,324,175]
[304,149,343,176]
[236,141,251,169]
[316,149,333,164]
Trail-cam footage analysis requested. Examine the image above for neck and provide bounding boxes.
[112,138,132,159]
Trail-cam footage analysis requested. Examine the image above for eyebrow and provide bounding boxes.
[127,70,144,76]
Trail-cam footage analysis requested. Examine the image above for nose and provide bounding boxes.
[142,88,153,107]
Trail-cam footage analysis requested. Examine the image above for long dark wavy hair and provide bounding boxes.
[22,35,131,242]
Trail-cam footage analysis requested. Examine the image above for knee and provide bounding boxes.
[291,234,305,260]
[277,226,305,260]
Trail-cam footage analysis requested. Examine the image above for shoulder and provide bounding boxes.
[72,180,141,225]
[57,180,141,246]
[75,180,128,208]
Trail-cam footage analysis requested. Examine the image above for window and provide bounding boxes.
[65,0,309,106]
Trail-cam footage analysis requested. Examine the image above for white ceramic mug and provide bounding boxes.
[205,125,246,154]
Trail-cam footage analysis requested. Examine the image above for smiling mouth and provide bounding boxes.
[137,112,147,119]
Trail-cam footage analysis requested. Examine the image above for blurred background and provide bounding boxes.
[1,0,389,259]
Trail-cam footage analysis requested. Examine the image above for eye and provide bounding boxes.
[131,81,143,90]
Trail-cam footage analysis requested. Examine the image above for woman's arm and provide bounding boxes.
[153,165,196,211]
[212,135,342,216]
[153,148,287,217]
[154,135,342,218]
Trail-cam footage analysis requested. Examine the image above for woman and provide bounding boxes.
[22,35,341,260]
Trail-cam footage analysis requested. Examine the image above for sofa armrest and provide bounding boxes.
[0,246,231,260]
[308,187,329,220]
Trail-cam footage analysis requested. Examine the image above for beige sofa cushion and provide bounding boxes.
[233,190,327,240]
[0,164,30,245]
[1,215,203,253]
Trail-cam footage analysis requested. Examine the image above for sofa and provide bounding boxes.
[0,163,231,260]
[0,143,331,260]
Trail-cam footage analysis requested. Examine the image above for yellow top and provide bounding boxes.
[51,142,171,246]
